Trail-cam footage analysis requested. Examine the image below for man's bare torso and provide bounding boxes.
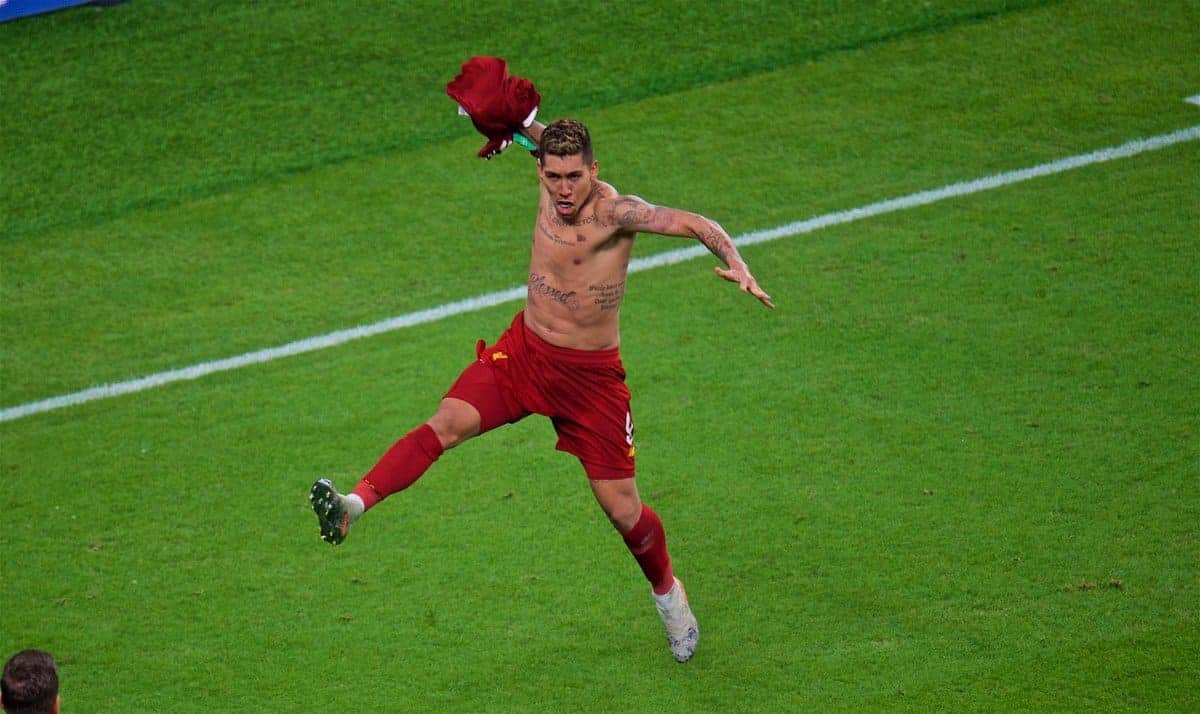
[524,180,635,351]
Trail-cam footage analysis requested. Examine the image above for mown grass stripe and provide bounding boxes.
[3,124,1196,424]
[0,0,1063,242]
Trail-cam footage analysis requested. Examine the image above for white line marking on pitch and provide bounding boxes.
[1186,95,1200,107]
[3,124,1199,424]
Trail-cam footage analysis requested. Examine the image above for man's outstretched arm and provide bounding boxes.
[519,120,545,151]
[602,196,774,309]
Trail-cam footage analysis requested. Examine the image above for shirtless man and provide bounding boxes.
[311,118,772,663]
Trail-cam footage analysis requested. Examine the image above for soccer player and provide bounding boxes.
[311,93,771,663]
[2,650,60,714]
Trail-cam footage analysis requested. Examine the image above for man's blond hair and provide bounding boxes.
[538,119,592,164]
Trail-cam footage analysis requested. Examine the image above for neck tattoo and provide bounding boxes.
[552,212,596,227]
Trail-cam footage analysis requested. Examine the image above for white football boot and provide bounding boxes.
[653,578,699,662]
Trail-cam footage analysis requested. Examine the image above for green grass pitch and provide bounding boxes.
[2,1,1198,710]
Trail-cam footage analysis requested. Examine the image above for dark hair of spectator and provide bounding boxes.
[1,650,58,714]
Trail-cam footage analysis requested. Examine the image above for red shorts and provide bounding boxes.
[445,311,636,480]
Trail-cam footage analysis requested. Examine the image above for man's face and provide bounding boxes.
[539,153,597,220]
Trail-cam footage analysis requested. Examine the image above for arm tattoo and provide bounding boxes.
[529,273,581,310]
[609,197,655,227]
[699,229,733,265]
[587,280,626,310]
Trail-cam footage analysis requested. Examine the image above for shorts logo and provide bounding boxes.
[625,411,635,446]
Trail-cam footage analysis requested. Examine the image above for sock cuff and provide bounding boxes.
[621,504,659,547]
[412,423,445,460]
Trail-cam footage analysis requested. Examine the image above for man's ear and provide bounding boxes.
[53,694,61,714]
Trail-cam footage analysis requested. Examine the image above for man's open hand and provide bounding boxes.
[714,266,774,309]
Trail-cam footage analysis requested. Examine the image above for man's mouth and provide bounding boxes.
[555,200,573,215]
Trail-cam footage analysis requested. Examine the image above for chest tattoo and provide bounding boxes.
[587,280,626,311]
[529,273,581,310]
[537,219,575,248]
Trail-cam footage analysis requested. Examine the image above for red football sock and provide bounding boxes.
[352,424,445,510]
[622,504,675,595]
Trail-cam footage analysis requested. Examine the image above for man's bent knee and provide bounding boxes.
[606,500,643,533]
[590,478,643,533]
[427,398,482,449]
